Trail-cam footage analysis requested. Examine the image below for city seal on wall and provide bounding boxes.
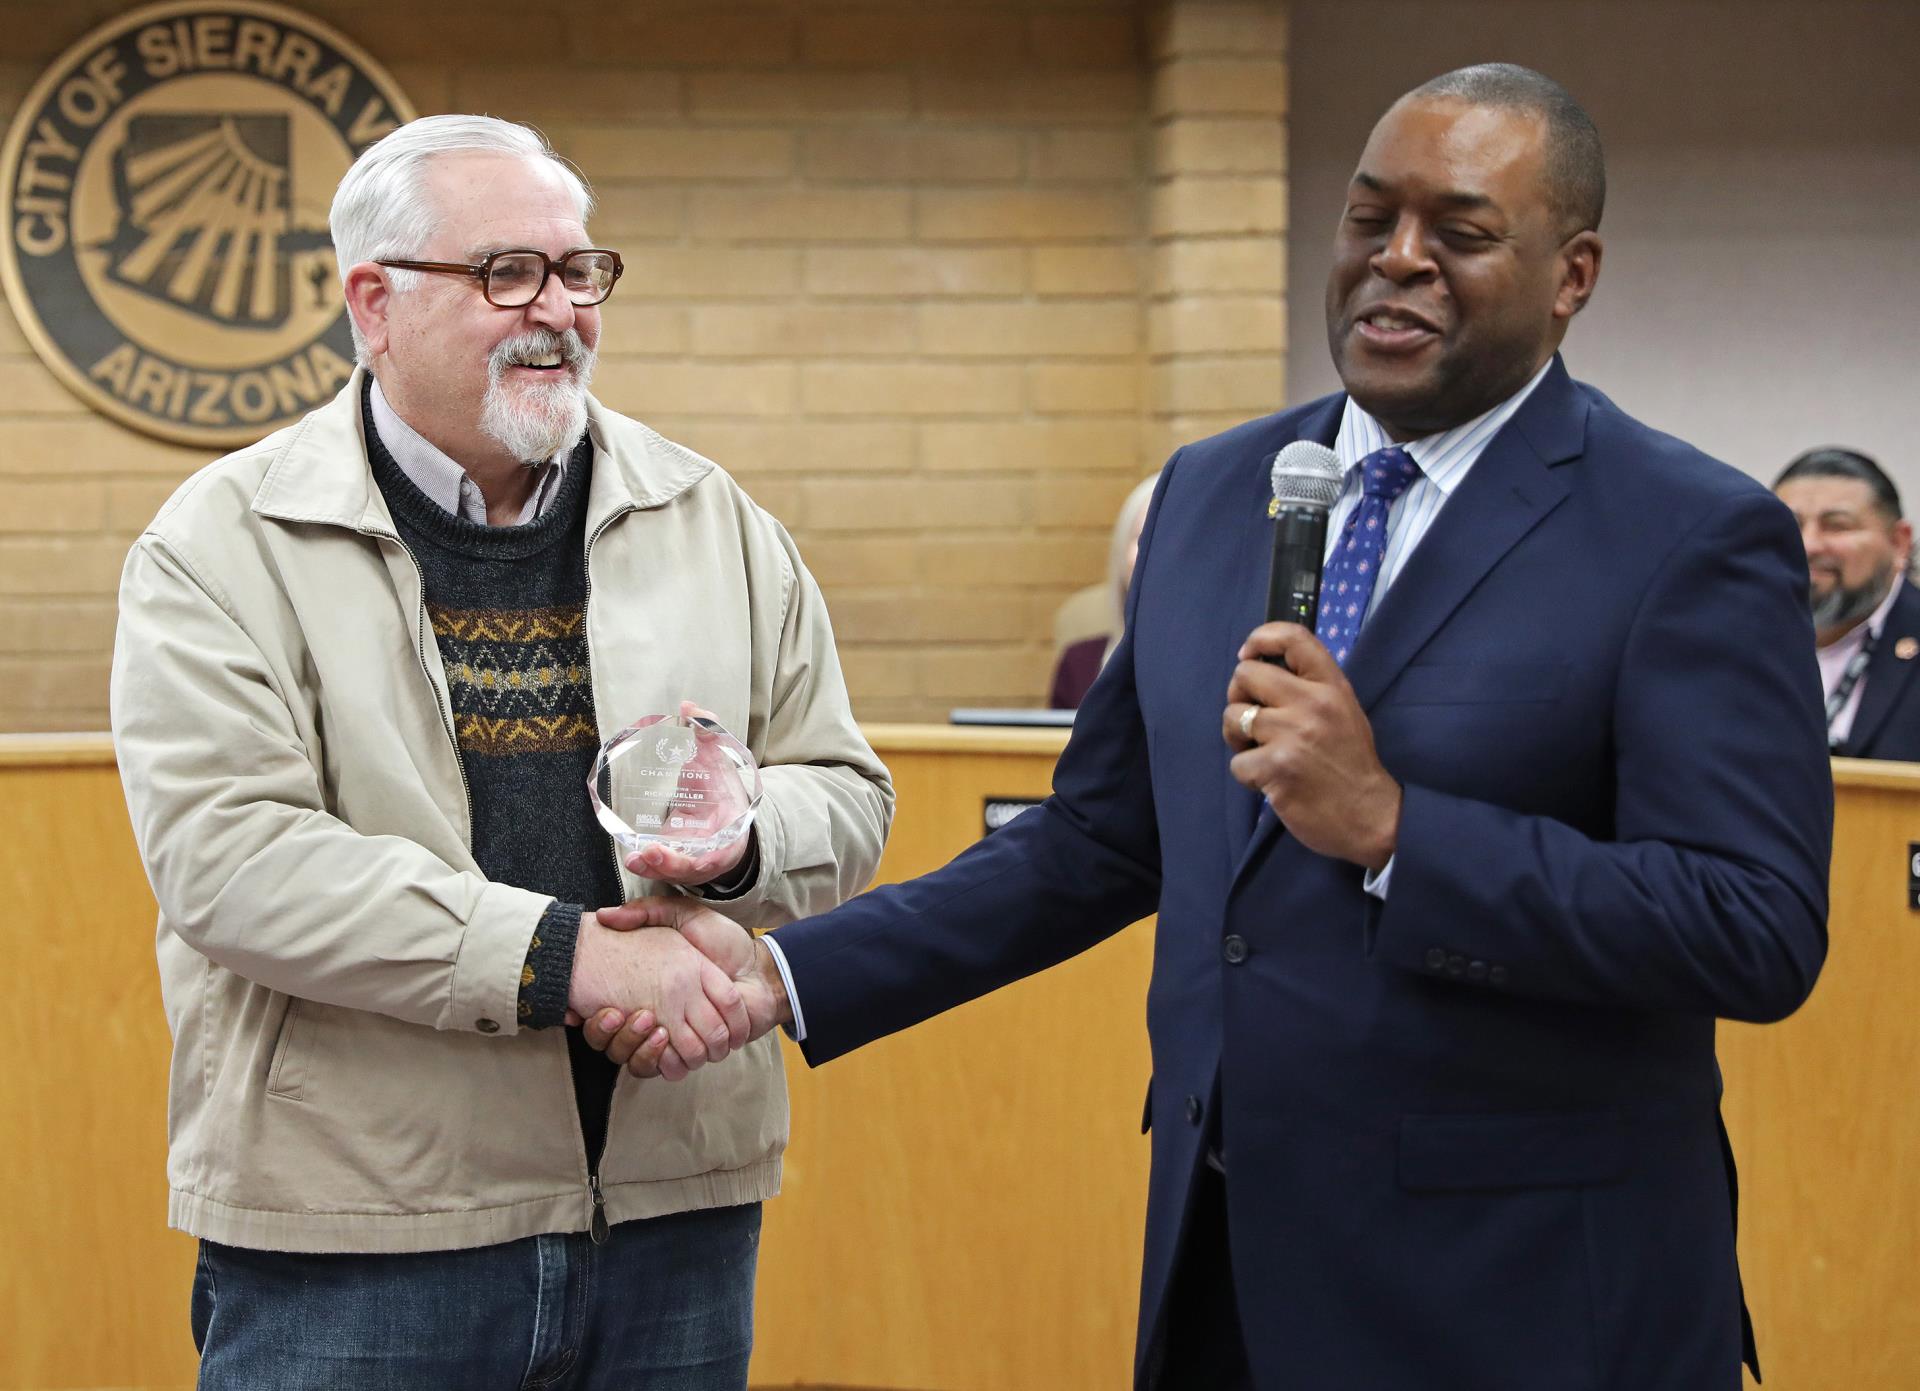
[0,1,415,448]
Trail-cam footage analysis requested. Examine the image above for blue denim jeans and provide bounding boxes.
[192,1204,760,1391]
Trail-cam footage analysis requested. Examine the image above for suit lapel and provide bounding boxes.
[1840,582,1920,755]
[1230,360,1587,890]
[1340,386,1581,713]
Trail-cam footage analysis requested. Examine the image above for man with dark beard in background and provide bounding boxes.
[1775,447,1920,758]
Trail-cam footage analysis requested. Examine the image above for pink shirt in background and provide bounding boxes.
[1817,578,1903,744]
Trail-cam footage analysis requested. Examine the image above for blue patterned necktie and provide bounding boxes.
[1317,446,1421,665]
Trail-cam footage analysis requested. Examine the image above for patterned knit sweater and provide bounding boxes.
[364,395,623,1166]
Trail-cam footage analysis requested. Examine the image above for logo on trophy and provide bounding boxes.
[589,710,763,859]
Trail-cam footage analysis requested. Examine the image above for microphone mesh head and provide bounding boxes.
[1270,441,1342,509]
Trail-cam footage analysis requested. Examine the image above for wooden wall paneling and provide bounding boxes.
[5,735,1917,1389]
[0,742,197,1391]
[1723,760,1920,1389]
[751,726,1153,1391]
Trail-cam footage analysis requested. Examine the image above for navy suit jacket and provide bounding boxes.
[774,358,1832,1391]
[1833,580,1920,760]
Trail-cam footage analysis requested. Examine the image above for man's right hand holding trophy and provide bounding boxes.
[569,701,775,1077]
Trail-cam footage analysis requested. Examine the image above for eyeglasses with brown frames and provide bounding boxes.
[375,248,625,308]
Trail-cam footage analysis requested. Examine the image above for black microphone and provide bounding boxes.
[1266,441,1343,635]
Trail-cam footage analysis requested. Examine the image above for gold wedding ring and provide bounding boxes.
[1239,705,1260,741]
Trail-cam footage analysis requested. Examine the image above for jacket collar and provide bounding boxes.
[249,368,714,537]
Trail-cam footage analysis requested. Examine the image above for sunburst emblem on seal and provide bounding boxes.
[0,2,414,448]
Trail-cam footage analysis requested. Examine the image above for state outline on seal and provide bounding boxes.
[0,0,415,448]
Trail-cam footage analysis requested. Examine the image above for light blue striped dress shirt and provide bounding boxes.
[1324,357,1554,607]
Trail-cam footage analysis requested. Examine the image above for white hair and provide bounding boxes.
[329,114,594,364]
[1099,472,1161,665]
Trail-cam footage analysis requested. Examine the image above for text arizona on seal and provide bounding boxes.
[0,1,414,447]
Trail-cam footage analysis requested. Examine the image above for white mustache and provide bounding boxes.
[489,329,591,378]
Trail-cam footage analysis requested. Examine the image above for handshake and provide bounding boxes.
[566,895,792,1081]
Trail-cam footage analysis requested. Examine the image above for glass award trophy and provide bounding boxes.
[589,711,763,858]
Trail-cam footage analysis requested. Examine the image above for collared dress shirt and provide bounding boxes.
[1817,575,1903,745]
[369,377,567,526]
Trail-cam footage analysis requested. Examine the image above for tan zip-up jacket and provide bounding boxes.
[110,372,893,1254]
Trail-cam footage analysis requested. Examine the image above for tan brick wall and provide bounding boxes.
[0,0,1286,730]
[1148,0,1288,463]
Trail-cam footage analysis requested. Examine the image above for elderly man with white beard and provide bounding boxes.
[108,115,892,1390]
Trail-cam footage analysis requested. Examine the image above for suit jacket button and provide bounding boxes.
[1222,935,1249,964]
[1446,953,1467,977]
[1425,947,1446,970]
[1467,959,1488,982]
[1489,965,1509,987]
[1186,1095,1203,1125]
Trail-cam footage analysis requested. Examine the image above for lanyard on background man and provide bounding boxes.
[1827,627,1878,750]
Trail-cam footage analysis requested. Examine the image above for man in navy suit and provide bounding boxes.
[1774,447,1920,760]
[589,65,1831,1390]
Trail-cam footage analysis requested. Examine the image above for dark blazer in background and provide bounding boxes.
[1833,580,1920,760]
[773,357,1833,1391]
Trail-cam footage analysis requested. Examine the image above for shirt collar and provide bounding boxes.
[1333,357,1555,500]
[367,376,566,526]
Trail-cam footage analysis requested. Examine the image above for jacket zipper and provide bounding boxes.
[368,503,634,1245]
[582,501,636,1244]
[370,530,474,839]
[581,503,635,898]
[588,1171,610,1245]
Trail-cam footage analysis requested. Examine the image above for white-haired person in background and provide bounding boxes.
[1050,472,1161,708]
[110,114,891,1389]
